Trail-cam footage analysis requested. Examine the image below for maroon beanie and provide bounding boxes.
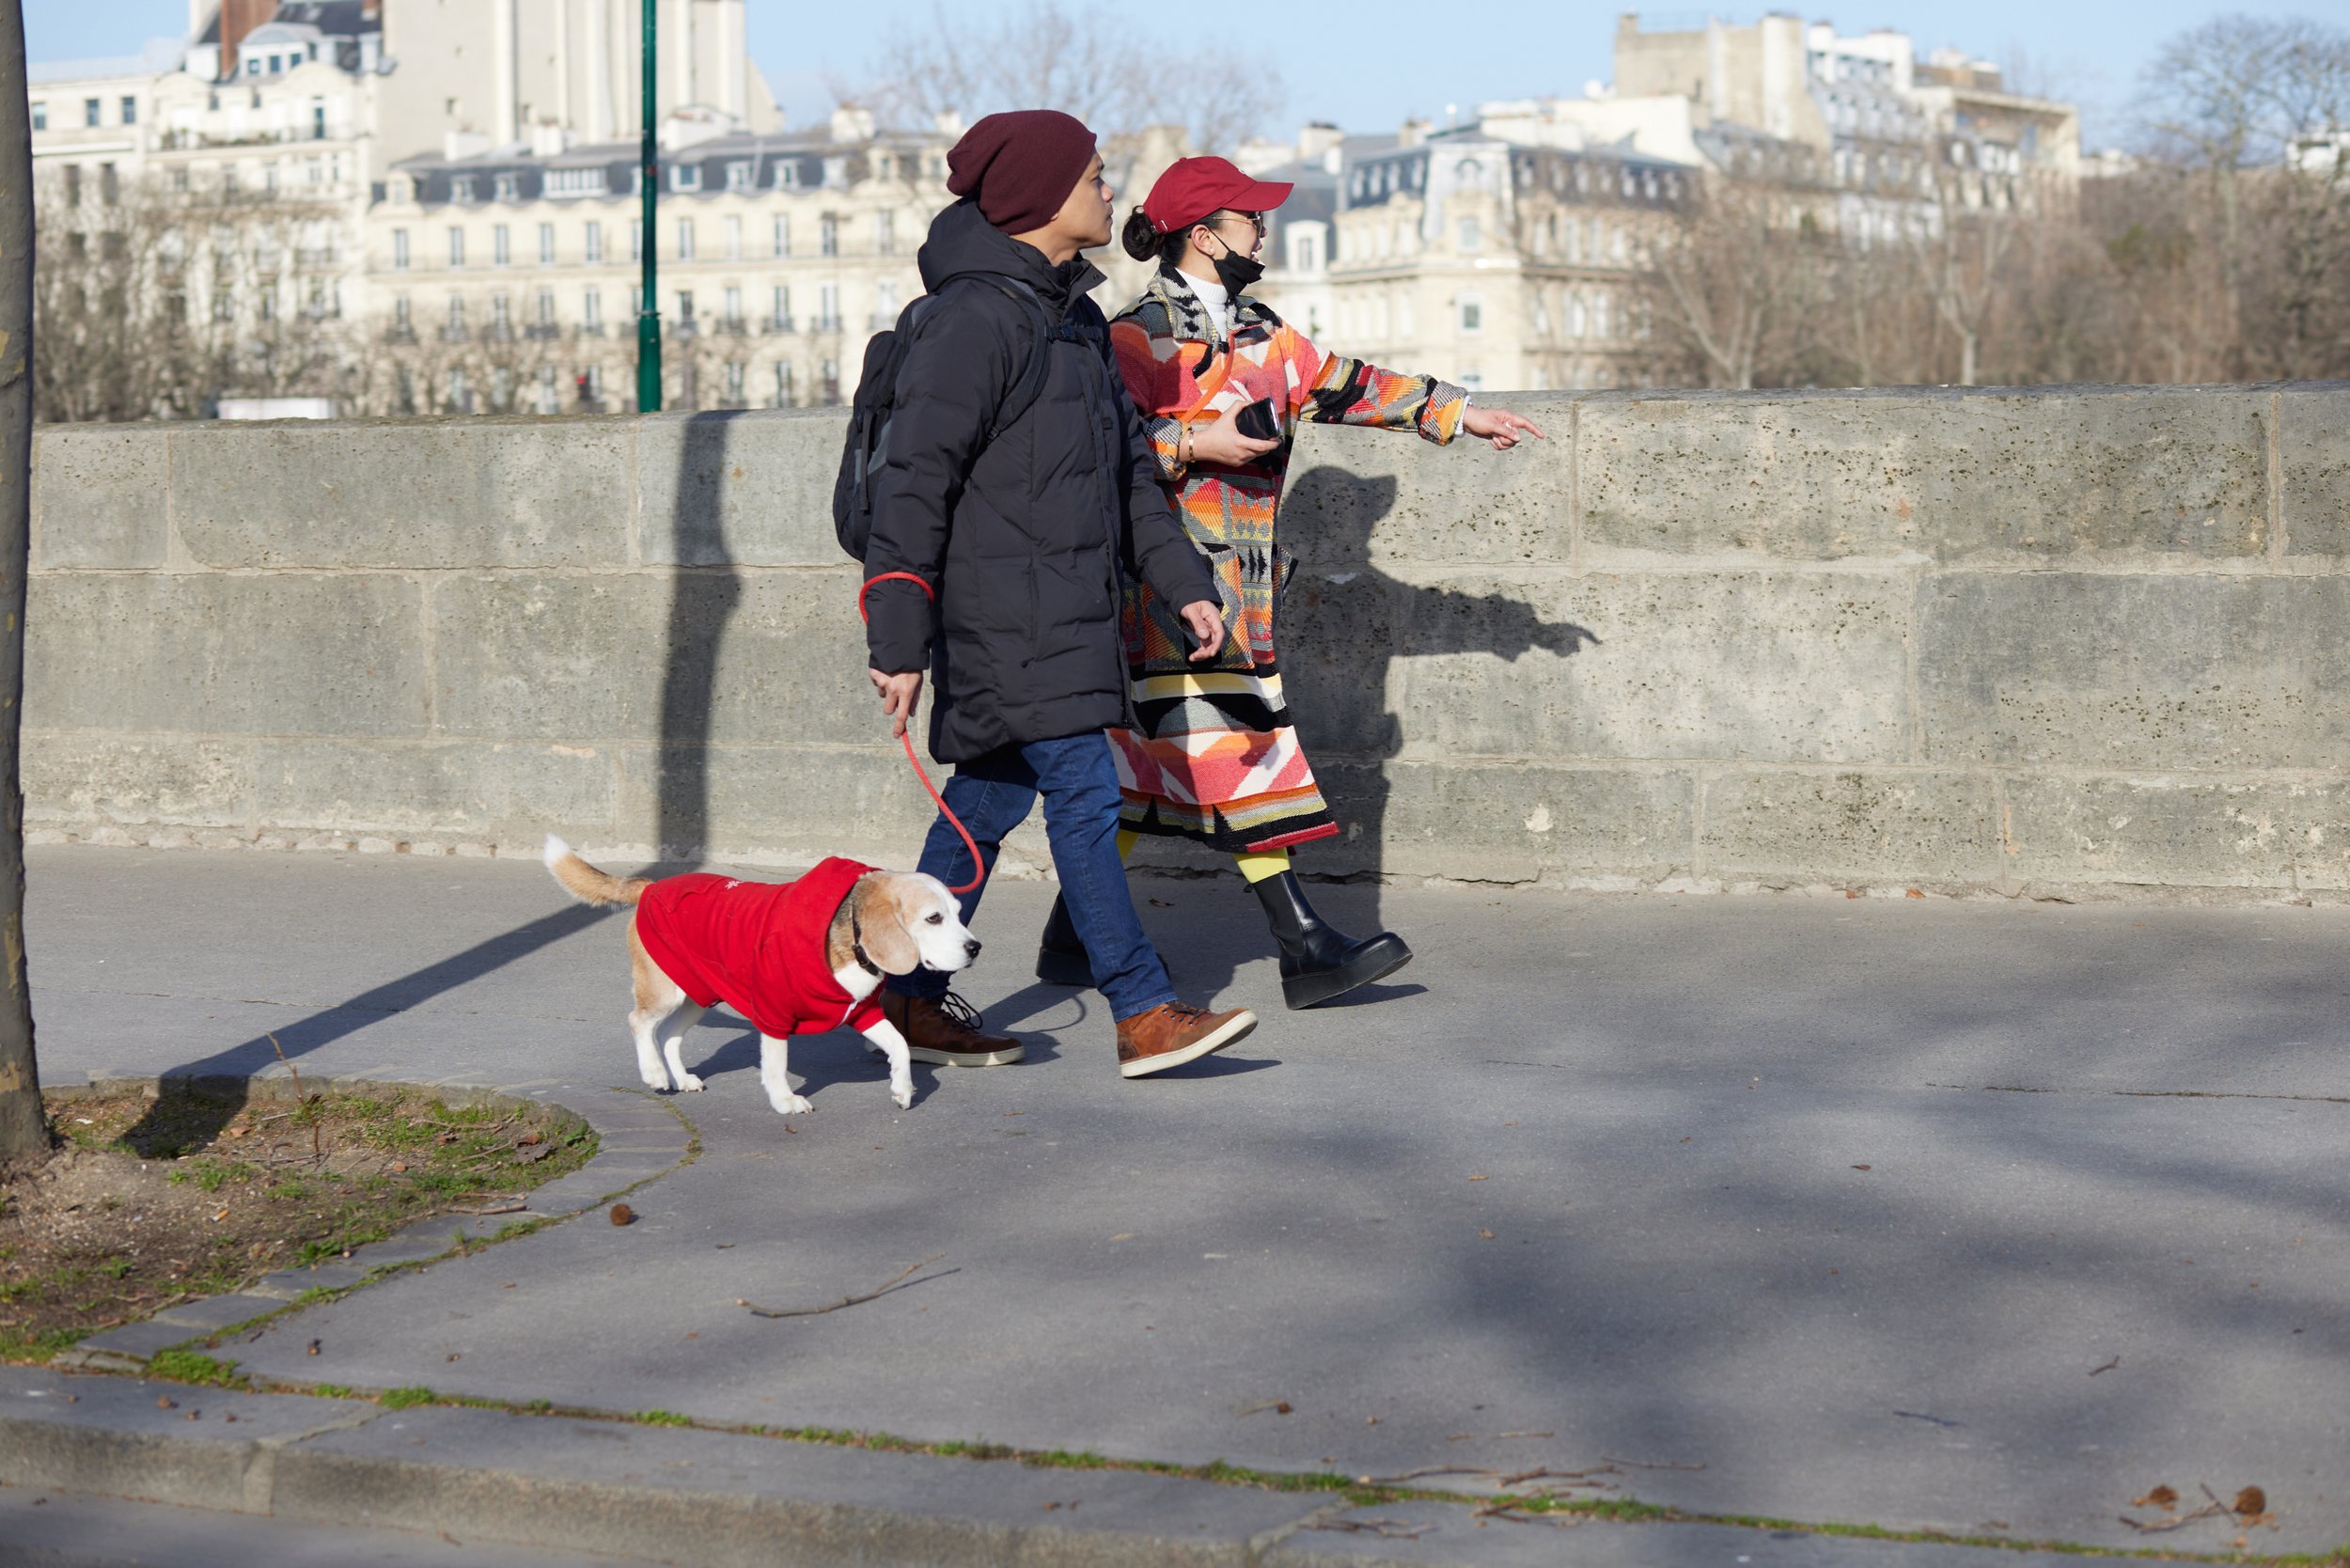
[947,110,1099,235]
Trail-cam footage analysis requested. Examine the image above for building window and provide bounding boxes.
[874,210,894,255]
[724,360,745,403]
[447,368,468,411]
[447,227,465,268]
[774,361,794,406]
[392,227,409,270]
[724,284,742,324]
[537,287,555,326]
[120,96,138,126]
[773,214,789,257]
[818,282,839,329]
[1460,296,1482,334]
[393,293,411,330]
[671,163,700,192]
[630,219,642,261]
[539,365,559,415]
[724,213,742,259]
[584,287,602,330]
[770,283,789,328]
[84,98,101,128]
[492,292,511,334]
[446,295,465,333]
[776,162,798,188]
[494,173,520,202]
[584,220,603,264]
[726,161,753,192]
[493,224,510,266]
[29,103,43,133]
[819,214,838,257]
[1457,216,1481,252]
[676,289,694,322]
[677,218,695,260]
[820,356,840,404]
[312,102,325,139]
[539,222,555,264]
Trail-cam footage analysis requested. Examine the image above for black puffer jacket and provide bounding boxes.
[863,200,1214,764]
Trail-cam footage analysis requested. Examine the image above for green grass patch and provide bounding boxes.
[147,1350,243,1388]
[635,1409,693,1427]
[378,1387,437,1410]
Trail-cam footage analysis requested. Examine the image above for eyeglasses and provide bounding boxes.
[1205,211,1268,238]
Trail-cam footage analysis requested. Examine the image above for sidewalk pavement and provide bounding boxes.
[12,844,2350,1565]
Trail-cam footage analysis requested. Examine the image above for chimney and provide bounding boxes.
[362,0,380,15]
[219,0,275,80]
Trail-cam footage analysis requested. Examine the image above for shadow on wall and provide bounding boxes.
[1122,463,1601,1008]
[657,413,746,865]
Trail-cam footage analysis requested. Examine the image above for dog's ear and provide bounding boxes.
[853,876,923,976]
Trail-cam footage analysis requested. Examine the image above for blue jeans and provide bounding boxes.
[889,731,1178,1023]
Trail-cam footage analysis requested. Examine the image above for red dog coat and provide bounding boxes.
[634,857,887,1040]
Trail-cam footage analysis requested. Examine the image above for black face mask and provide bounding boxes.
[1210,240,1265,296]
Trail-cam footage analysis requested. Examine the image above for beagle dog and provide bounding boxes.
[543,837,979,1113]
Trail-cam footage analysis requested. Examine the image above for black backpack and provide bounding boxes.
[833,274,1059,562]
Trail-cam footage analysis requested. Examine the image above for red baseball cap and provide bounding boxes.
[1141,157,1295,236]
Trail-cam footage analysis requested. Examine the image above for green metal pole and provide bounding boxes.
[634,0,661,412]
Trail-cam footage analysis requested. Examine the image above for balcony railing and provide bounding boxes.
[812,315,843,333]
[438,324,468,343]
[525,322,561,340]
[761,315,795,335]
[383,324,416,344]
[717,317,748,337]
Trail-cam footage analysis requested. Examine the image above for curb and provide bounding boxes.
[41,1071,695,1374]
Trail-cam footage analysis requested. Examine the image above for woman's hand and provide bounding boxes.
[1462,406,1546,451]
[870,668,923,738]
[1179,602,1227,662]
[1187,407,1282,468]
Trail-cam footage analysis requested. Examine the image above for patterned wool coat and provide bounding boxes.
[1107,267,1468,854]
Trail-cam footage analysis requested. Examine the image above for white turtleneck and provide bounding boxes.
[1172,265,1234,343]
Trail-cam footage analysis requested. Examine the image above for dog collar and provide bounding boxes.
[848,908,883,980]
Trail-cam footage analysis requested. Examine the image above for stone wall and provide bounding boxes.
[26,384,2350,897]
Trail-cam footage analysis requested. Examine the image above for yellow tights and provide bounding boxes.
[1116,829,1289,884]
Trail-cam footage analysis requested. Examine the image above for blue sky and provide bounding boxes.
[24,2,2340,149]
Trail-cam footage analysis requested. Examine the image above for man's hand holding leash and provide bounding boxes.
[870,602,1225,738]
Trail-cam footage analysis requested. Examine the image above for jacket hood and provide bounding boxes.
[917,197,1104,316]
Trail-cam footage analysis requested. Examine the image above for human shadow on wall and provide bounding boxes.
[1136,463,1600,1009]
[655,413,745,865]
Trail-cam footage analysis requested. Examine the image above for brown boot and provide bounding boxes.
[875,991,1026,1067]
[1116,1001,1258,1079]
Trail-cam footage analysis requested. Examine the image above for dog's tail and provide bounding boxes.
[542,834,650,908]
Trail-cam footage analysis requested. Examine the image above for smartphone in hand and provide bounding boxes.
[1235,397,1281,441]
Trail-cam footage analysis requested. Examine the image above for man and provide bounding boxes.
[862,110,1259,1080]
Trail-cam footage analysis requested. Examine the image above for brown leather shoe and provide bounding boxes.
[875,991,1026,1067]
[1116,1001,1258,1079]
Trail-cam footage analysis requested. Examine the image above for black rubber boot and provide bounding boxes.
[1034,894,1095,987]
[1251,870,1412,1010]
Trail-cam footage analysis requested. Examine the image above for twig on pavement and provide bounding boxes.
[739,1254,947,1319]
[1602,1454,1707,1471]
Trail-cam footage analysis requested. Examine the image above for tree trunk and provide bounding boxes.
[0,0,47,1170]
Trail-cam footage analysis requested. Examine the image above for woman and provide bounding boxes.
[1035,155,1545,1011]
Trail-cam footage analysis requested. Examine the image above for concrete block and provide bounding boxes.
[430,572,870,745]
[150,1293,285,1333]
[27,574,430,737]
[245,739,615,838]
[70,1318,203,1363]
[1579,387,2271,562]
[1313,759,1695,882]
[1917,573,2350,771]
[2280,385,2350,559]
[2002,775,2350,891]
[274,1404,1312,1568]
[1283,393,1580,570]
[609,740,1058,870]
[1700,769,1998,883]
[172,419,632,569]
[636,410,846,566]
[23,733,255,828]
[32,424,171,569]
[1282,568,1912,765]
[0,1365,371,1509]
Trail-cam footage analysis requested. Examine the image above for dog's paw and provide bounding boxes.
[675,1073,706,1092]
[639,1070,671,1091]
[768,1091,813,1115]
[890,1084,914,1110]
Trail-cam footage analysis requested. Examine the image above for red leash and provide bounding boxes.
[858,572,983,894]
